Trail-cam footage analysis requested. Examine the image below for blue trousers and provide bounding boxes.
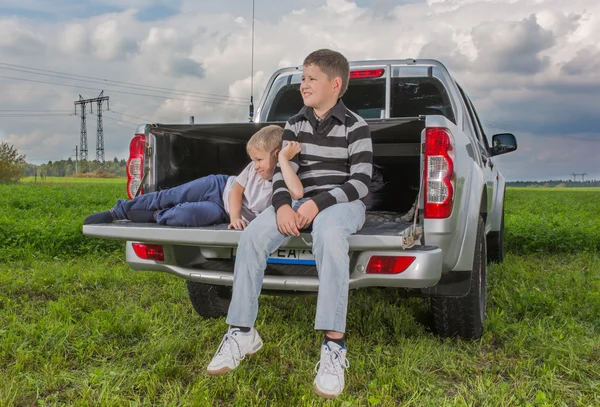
[111,174,230,227]
[226,199,366,333]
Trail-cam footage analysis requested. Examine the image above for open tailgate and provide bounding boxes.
[83,220,421,250]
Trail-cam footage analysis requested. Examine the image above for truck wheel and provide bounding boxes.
[431,216,486,339]
[487,206,505,263]
[186,281,231,318]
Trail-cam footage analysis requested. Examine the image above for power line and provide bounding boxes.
[104,115,138,126]
[110,110,151,122]
[104,122,134,130]
[0,74,248,107]
[483,119,600,143]
[0,109,72,112]
[0,62,247,101]
[561,135,600,143]
[0,113,73,117]
[0,65,242,104]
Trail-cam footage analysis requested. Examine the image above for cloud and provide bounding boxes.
[493,132,600,181]
[137,26,205,78]
[561,46,600,75]
[0,18,44,55]
[471,15,556,74]
[59,23,89,54]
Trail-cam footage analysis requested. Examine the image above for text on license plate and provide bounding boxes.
[233,248,316,265]
[267,249,315,265]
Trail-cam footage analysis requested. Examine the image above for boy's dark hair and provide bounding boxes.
[303,49,350,97]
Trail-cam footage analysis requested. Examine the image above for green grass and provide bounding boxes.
[504,189,600,254]
[0,254,598,406]
[0,181,599,405]
[509,187,600,192]
[0,181,125,261]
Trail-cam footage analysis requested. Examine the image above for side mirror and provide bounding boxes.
[491,133,517,157]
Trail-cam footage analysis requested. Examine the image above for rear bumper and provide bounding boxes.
[125,242,443,292]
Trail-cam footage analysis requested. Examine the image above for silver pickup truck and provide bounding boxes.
[83,59,517,339]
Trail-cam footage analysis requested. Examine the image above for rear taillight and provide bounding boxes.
[424,128,455,219]
[127,134,146,199]
[132,243,164,261]
[350,69,385,79]
[366,256,415,274]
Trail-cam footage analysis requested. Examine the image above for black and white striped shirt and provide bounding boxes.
[272,100,373,212]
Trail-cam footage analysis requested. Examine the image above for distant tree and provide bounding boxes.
[65,163,75,177]
[0,142,26,183]
[22,163,38,176]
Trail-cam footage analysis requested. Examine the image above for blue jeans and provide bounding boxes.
[111,174,230,227]
[226,199,366,333]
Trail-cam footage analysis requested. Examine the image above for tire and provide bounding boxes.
[431,216,487,339]
[186,281,232,318]
[487,206,505,264]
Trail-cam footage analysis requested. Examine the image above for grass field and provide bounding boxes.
[1,180,599,406]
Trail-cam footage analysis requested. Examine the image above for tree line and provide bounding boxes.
[1,141,128,184]
[23,157,128,178]
[507,180,600,188]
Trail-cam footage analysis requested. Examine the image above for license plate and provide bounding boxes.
[233,248,316,265]
[267,249,315,265]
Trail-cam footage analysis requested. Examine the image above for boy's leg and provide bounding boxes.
[310,200,366,399]
[207,206,286,375]
[111,174,229,220]
[155,201,227,227]
[311,200,366,333]
[226,206,286,328]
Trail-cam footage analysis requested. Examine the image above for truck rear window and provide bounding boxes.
[264,74,454,123]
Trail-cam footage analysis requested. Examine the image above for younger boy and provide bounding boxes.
[207,49,373,399]
[83,125,284,229]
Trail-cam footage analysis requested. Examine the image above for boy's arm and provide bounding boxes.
[227,162,252,230]
[227,182,247,229]
[311,122,373,212]
[279,159,303,200]
[272,123,300,211]
[278,142,303,200]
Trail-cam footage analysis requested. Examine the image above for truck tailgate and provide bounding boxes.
[83,220,420,250]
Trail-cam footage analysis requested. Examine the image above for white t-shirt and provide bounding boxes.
[223,162,273,222]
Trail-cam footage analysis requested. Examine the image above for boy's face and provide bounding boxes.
[300,64,341,110]
[248,147,278,180]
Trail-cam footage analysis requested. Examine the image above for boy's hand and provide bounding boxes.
[276,205,300,236]
[228,218,248,230]
[296,200,319,228]
[279,141,301,161]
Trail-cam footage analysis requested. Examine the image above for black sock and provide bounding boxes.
[83,210,114,225]
[231,326,251,333]
[126,210,156,223]
[324,334,345,348]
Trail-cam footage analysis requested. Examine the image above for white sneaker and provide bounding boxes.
[207,327,263,375]
[313,341,350,399]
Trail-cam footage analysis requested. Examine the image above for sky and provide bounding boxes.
[0,0,599,181]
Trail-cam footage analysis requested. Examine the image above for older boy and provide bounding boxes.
[83,125,283,229]
[207,49,372,399]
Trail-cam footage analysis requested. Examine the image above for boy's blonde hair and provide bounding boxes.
[247,125,283,153]
[303,49,350,97]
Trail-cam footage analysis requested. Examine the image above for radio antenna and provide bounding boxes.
[249,0,256,122]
